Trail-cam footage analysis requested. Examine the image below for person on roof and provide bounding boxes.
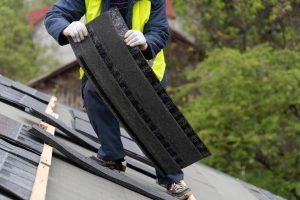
[45,0,192,199]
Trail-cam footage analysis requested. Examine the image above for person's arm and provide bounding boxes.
[44,0,86,45]
[142,0,169,60]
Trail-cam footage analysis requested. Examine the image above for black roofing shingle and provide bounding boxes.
[71,109,90,122]
[0,114,43,154]
[107,8,210,160]
[0,139,40,165]
[73,118,98,141]
[0,150,38,200]
[0,84,24,102]
[70,13,178,175]
[69,8,210,175]
[0,75,13,87]
[26,107,100,151]
[0,75,51,103]
[72,109,133,140]
[0,84,48,112]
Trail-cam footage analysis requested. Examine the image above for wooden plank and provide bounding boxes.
[29,137,53,200]
[30,96,58,200]
[188,195,197,200]
[29,163,50,200]
[181,181,197,200]
[45,96,58,119]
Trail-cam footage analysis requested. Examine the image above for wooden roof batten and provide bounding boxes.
[30,96,58,200]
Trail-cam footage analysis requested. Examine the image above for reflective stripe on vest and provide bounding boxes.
[80,0,166,81]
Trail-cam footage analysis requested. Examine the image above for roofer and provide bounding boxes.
[45,0,192,199]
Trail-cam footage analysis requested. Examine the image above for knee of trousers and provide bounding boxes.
[82,80,119,127]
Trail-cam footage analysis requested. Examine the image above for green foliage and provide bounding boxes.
[173,45,300,199]
[0,0,24,10]
[0,0,27,18]
[173,0,300,51]
[43,0,57,5]
[0,2,41,82]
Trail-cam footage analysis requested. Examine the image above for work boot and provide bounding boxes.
[166,181,192,200]
[91,156,127,172]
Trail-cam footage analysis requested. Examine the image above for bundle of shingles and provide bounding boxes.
[69,8,211,175]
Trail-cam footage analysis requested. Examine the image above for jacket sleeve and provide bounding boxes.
[142,0,169,60]
[44,0,86,46]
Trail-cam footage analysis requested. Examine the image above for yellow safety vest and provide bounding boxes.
[80,0,166,81]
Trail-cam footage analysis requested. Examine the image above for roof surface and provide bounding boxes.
[0,74,287,200]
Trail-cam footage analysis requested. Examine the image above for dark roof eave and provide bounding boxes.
[27,60,78,87]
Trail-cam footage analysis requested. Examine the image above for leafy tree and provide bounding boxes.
[172,45,300,199]
[0,2,41,82]
[173,0,300,51]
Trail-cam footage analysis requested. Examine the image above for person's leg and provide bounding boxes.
[81,77,125,161]
[156,169,184,185]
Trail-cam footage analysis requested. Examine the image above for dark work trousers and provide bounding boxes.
[80,73,184,185]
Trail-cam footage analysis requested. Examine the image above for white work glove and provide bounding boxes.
[124,30,148,50]
[63,21,88,43]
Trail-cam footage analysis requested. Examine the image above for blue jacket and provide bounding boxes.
[44,0,169,60]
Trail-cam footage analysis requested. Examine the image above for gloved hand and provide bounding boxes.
[63,21,88,43]
[124,30,148,50]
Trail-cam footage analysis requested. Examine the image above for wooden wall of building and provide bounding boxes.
[32,64,83,110]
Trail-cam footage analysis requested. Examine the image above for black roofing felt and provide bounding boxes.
[69,8,210,175]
